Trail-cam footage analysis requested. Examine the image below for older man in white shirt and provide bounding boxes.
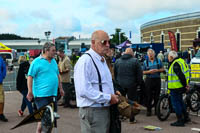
[74,30,119,133]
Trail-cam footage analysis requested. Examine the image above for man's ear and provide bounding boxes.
[92,40,95,45]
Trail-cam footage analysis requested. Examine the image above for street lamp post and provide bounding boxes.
[44,31,51,42]
[38,39,41,48]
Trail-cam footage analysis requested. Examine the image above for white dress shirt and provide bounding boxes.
[74,48,114,107]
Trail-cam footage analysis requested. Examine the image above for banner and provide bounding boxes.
[168,31,178,51]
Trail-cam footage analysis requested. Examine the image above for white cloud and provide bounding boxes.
[105,0,200,21]
[21,21,52,38]
[0,8,15,20]
[0,23,18,34]
[0,0,200,43]
[30,10,52,20]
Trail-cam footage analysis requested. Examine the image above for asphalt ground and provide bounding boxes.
[0,91,200,133]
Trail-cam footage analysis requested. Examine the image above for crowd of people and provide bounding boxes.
[73,30,191,133]
[0,29,194,133]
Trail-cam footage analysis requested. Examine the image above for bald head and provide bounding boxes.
[91,30,110,56]
[124,48,134,57]
[92,30,109,42]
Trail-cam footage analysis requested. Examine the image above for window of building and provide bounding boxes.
[197,27,200,38]
[141,34,143,43]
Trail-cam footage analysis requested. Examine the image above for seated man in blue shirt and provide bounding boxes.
[27,42,64,133]
[143,49,165,116]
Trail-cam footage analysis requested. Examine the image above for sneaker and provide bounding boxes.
[129,119,137,124]
[129,113,137,124]
[170,121,185,127]
[63,104,70,108]
[0,114,8,122]
[184,117,191,123]
[18,110,23,117]
[58,103,64,106]
[54,112,60,119]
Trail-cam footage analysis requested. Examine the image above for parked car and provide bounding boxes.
[0,52,14,70]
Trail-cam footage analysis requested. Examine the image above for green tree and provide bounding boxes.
[0,33,38,40]
[110,28,128,46]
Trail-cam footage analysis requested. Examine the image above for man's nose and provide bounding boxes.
[105,41,110,47]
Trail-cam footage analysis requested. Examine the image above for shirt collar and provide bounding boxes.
[88,48,104,62]
[39,55,45,59]
[39,54,53,61]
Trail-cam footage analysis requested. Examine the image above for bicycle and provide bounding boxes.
[187,82,200,112]
[156,83,200,121]
[11,97,60,133]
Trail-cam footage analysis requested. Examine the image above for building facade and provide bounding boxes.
[0,38,91,52]
[141,11,200,51]
[0,40,45,52]
[68,39,91,51]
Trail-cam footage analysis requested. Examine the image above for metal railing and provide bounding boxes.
[3,66,18,91]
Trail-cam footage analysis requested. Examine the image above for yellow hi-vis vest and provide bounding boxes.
[168,58,190,89]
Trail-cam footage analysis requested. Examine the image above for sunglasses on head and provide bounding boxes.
[100,40,110,46]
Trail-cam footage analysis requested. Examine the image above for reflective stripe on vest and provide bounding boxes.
[168,58,190,89]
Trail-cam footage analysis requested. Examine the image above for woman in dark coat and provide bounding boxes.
[16,56,33,116]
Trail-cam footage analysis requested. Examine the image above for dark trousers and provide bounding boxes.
[145,77,161,112]
[20,90,33,114]
[34,96,57,112]
[62,82,71,105]
[170,90,186,116]
[122,86,137,101]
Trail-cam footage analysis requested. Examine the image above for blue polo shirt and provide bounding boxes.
[143,58,163,78]
[28,56,59,97]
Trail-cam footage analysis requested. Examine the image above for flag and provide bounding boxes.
[168,31,178,52]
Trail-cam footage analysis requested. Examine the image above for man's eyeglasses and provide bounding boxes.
[100,40,110,46]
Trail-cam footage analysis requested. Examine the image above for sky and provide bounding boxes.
[0,0,199,43]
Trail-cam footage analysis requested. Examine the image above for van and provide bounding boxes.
[0,52,13,70]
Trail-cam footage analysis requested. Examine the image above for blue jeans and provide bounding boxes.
[34,96,57,112]
[20,90,33,114]
[170,90,186,116]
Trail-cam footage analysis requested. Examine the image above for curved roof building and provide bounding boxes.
[140,11,200,51]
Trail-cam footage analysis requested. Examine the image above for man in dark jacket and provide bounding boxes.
[168,50,190,127]
[114,48,143,123]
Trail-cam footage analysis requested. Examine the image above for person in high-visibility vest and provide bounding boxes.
[168,50,190,127]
